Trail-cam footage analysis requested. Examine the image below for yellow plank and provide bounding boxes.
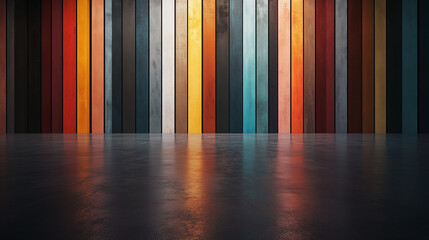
[77,0,90,133]
[188,0,202,133]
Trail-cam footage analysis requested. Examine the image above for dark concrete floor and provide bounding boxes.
[0,134,428,239]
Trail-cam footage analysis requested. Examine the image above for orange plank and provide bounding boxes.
[91,0,104,133]
[278,0,291,133]
[203,0,216,133]
[77,0,90,133]
[291,0,303,133]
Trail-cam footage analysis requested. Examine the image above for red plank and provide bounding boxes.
[42,0,52,133]
[315,0,335,133]
[63,0,76,133]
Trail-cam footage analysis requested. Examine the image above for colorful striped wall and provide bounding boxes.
[0,0,428,133]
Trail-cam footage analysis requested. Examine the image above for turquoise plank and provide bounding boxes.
[136,0,149,133]
[243,0,256,133]
[257,0,268,133]
[149,0,161,133]
[402,0,417,133]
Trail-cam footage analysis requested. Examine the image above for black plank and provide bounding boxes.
[6,0,14,133]
[216,0,229,132]
[268,0,278,133]
[122,0,135,133]
[14,0,27,133]
[387,0,402,133]
[112,0,122,133]
[229,0,243,133]
[28,0,41,132]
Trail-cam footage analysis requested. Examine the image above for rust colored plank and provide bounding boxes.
[203,0,216,133]
[291,0,303,133]
[362,0,374,133]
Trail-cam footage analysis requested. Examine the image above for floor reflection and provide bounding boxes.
[1,134,429,239]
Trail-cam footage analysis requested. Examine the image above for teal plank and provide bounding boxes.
[257,0,268,133]
[136,0,149,133]
[402,0,417,133]
[149,0,161,133]
[243,0,256,133]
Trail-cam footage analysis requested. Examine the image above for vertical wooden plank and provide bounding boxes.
[92,0,104,133]
[112,0,122,132]
[375,0,386,133]
[123,0,135,133]
[291,0,303,133]
[136,0,149,133]
[188,0,202,133]
[278,0,290,133]
[203,0,216,133]
[316,0,335,133]
[257,0,269,133]
[325,0,335,133]
[347,0,361,133]
[335,0,347,133]
[243,0,256,133]
[304,0,315,133]
[402,0,417,133]
[362,0,374,133]
[386,0,401,133]
[28,0,41,133]
[162,0,175,133]
[176,0,187,133]
[216,0,229,133]
[6,0,14,133]
[316,0,325,133]
[63,0,77,133]
[230,0,243,133]
[42,0,51,133]
[419,0,429,133]
[77,0,90,133]
[268,0,278,133]
[0,0,5,133]
[150,0,161,133]
[52,0,63,133]
[14,0,27,133]
[105,0,112,133]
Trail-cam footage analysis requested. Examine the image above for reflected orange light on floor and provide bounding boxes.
[275,135,306,237]
[183,134,215,239]
[63,135,106,237]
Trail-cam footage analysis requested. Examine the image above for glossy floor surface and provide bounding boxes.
[1,134,428,239]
